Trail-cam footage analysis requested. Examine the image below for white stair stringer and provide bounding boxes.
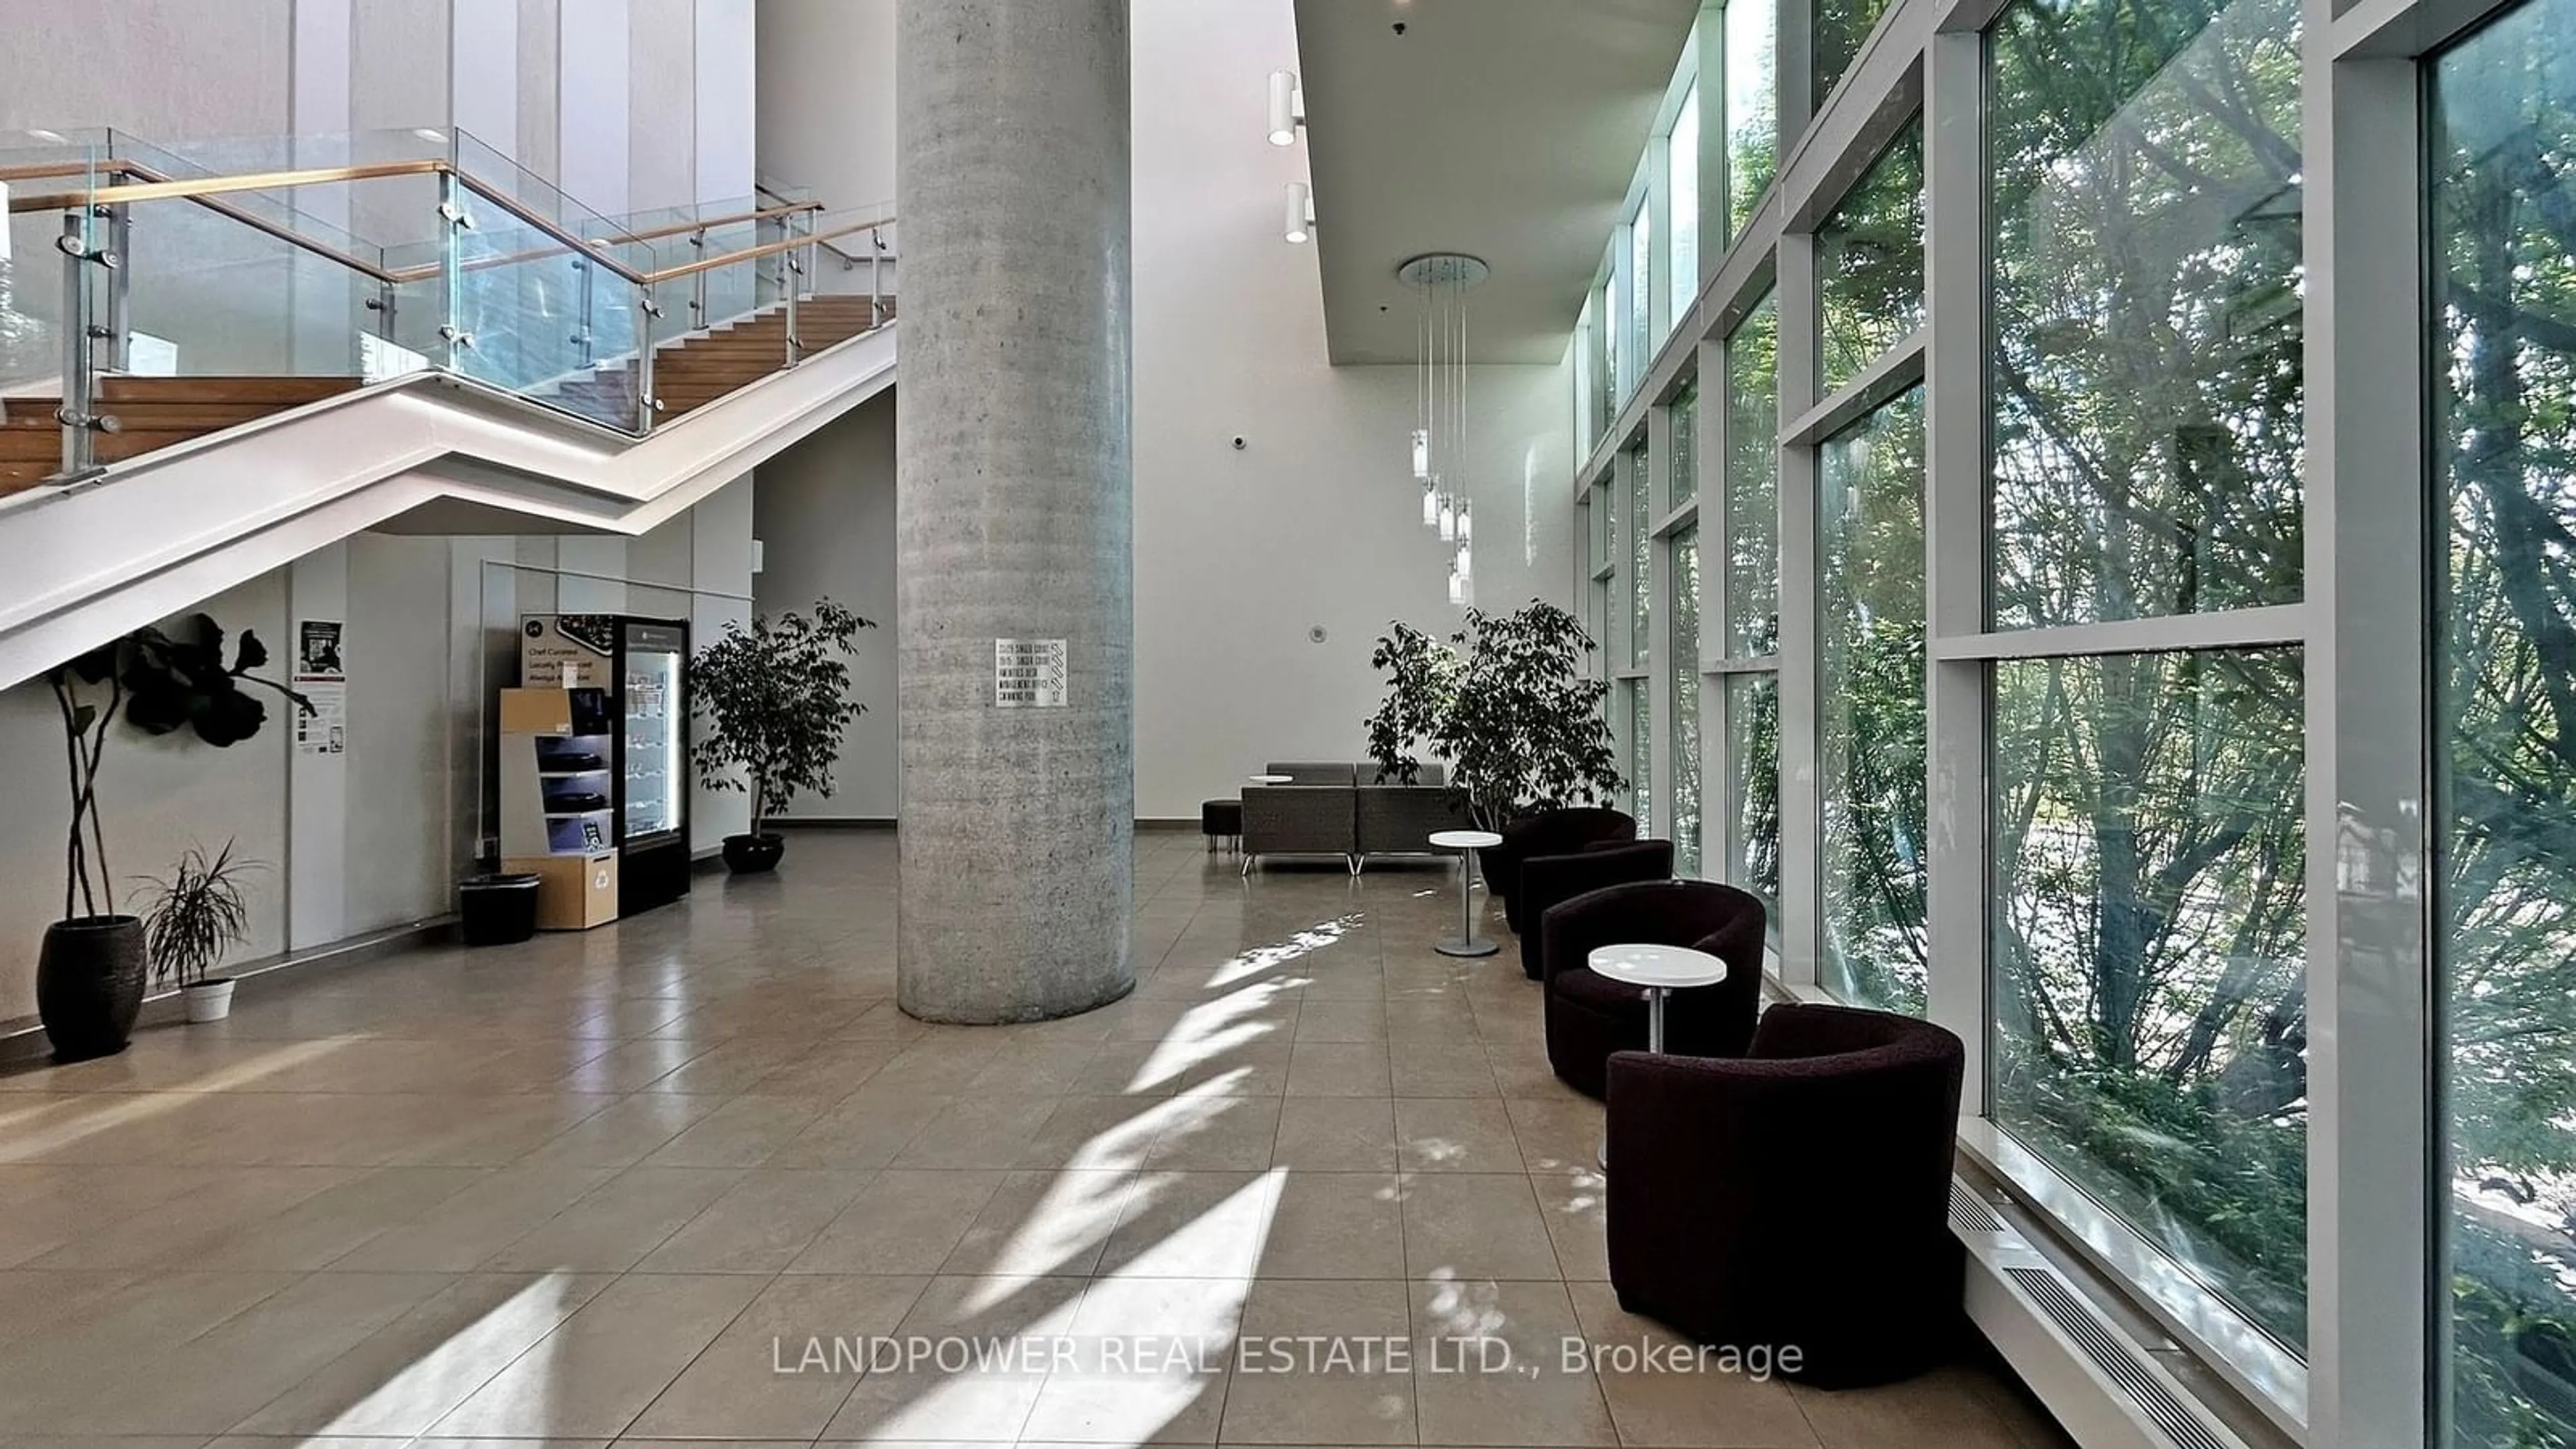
[0,322,896,692]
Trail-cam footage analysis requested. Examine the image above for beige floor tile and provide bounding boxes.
[325,1158,619,1272]
[1014,1095,1169,1170]
[890,1095,1067,1170]
[763,1086,941,1169]
[28,1166,362,1269]
[1531,1166,1611,1282]
[939,1168,1138,1279]
[427,1272,767,1438]
[1220,1279,1415,1445]
[1098,1170,1281,1279]
[1254,1171,1406,1279]
[1016,1275,1246,1444]
[1564,1281,1820,1448]
[482,1165,748,1272]
[228,1271,617,1437]
[1400,1173,1566,1281]
[524,1092,726,1168]
[640,1094,826,1169]
[1507,1095,1607,1175]
[1389,1040,1500,1094]
[637,1167,875,1273]
[788,1170,1009,1275]
[1295,999,1391,1044]
[1394,1097,1524,1174]
[819,1275,1073,1443]
[1271,1097,1398,1171]
[42,1270,456,1435]
[1790,1363,2040,1449]
[1144,1092,1281,1170]
[1285,1042,1393,1097]
[1410,1278,1617,1445]
[626,1274,929,1439]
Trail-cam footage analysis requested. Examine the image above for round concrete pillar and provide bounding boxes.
[894,0,1135,1023]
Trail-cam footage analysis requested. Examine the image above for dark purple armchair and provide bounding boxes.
[1538,879,1765,1098]
[1517,839,1674,979]
[1485,806,1636,936]
[1604,1003,1968,1389]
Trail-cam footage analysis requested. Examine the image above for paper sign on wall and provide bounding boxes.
[294,619,347,755]
[994,639,1068,708]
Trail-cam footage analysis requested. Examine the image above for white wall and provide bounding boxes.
[755,0,896,212]
[752,394,902,820]
[0,0,754,227]
[750,0,1578,822]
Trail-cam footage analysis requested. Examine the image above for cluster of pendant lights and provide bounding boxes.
[1273,69,1476,608]
[1407,254,1484,608]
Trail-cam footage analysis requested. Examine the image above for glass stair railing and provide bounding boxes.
[0,125,891,492]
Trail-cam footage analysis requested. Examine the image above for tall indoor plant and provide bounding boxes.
[40,614,307,1061]
[688,599,875,873]
[1365,600,1622,830]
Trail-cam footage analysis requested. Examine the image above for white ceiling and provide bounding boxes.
[1291,0,1701,364]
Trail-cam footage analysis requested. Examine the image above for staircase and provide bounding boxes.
[0,377,364,496]
[551,293,894,424]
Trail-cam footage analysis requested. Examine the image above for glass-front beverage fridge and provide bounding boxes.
[517,613,692,918]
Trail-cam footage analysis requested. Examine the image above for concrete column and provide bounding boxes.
[894,0,1135,1024]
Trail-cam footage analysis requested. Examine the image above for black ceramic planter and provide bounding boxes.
[36,914,148,1063]
[722,832,786,874]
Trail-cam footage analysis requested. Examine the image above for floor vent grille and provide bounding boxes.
[2005,1264,2228,1449]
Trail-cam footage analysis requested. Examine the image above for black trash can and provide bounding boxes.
[458,873,541,946]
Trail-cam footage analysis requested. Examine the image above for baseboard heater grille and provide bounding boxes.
[1953,1175,2263,1449]
[2004,1265,2229,1449]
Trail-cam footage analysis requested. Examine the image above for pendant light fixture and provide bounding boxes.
[1401,254,1489,607]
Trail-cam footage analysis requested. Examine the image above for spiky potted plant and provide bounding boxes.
[37,614,307,1061]
[687,599,875,873]
[140,841,260,1023]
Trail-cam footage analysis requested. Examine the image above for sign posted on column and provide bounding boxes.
[995,639,1068,708]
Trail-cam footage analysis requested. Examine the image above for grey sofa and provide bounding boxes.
[1241,761,1470,873]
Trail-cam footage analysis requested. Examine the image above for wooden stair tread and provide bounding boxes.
[98,375,361,405]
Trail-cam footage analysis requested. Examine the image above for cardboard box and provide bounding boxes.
[504,851,619,930]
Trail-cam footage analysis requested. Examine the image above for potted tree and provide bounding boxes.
[688,599,875,873]
[140,841,260,1023]
[38,614,307,1061]
[1366,600,1622,830]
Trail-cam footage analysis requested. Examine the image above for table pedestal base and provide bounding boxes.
[1436,936,1499,959]
[1599,986,1672,1172]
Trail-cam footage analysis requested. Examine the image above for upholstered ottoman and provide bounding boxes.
[1201,799,1244,853]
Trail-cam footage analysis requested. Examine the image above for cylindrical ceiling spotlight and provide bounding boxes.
[1284,180,1312,244]
[1268,71,1302,146]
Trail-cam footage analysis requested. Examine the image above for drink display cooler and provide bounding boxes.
[501,614,692,925]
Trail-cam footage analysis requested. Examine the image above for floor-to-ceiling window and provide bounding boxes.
[1669,386,1703,875]
[1817,129,1923,395]
[1817,387,1927,1014]
[2432,1,2576,1436]
[1623,441,1654,832]
[1724,0,1777,240]
[1718,294,1780,925]
[1814,0,1892,117]
[1983,0,2308,1352]
[1669,85,1701,333]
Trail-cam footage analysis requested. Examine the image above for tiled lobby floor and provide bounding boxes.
[0,830,2072,1449]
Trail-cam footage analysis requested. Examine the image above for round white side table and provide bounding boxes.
[1430,828,1504,958]
[1588,942,1728,1167]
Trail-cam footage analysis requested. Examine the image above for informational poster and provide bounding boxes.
[994,639,1068,708]
[294,619,347,755]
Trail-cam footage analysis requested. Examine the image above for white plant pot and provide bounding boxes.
[182,979,236,1024]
